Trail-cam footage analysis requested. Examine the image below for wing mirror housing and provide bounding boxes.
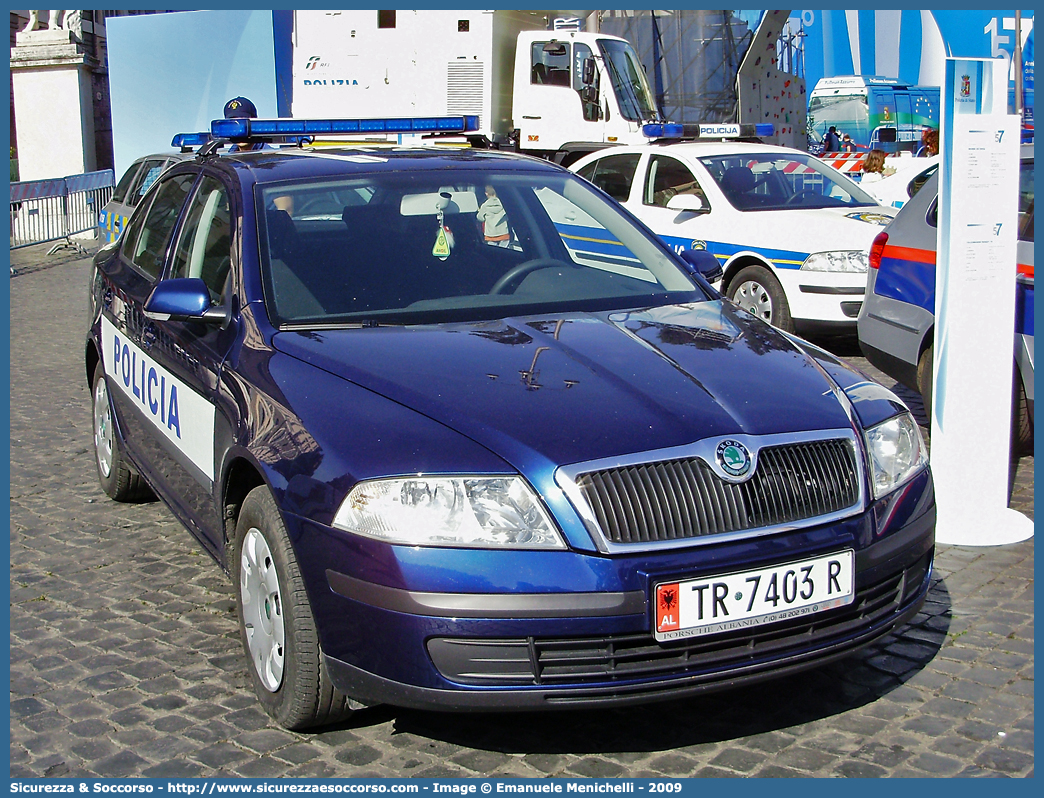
[666,193,707,214]
[582,57,596,85]
[679,248,723,285]
[144,278,229,327]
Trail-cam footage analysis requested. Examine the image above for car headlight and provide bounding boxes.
[801,250,868,273]
[332,476,565,549]
[863,413,929,499]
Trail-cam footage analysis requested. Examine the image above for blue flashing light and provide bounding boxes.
[210,115,481,140]
[643,123,688,138]
[171,132,211,148]
[643,122,778,141]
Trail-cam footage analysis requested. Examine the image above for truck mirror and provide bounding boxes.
[582,57,596,85]
[542,42,567,56]
[581,85,598,104]
[877,127,897,143]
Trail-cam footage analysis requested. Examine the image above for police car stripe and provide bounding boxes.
[101,316,216,481]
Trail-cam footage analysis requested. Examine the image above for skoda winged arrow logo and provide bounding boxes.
[716,439,752,478]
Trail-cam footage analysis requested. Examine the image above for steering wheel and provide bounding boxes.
[786,190,819,205]
[490,258,570,295]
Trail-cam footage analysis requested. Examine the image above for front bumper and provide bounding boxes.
[297,471,935,712]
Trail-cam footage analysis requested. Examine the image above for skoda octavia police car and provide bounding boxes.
[571,124,896,334]
[86,115,935,730]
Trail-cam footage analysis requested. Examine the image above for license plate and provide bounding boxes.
[653,550,855,642]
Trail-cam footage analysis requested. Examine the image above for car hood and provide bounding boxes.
[271,300,854,471]
[747,205,895,249]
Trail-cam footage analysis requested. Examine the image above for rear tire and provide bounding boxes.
[727,265,793,332]
[916,345,934,425]
[233,486,356,730]
[1012,371,1033,458]
[91,362,153,502]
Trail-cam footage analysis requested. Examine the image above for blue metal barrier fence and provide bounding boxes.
[10,169,115,255]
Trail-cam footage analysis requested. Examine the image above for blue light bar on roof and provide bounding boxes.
[171,132,212,148]
[211,116,480,140]
[642,122,776,140]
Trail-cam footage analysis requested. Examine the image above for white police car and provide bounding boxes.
[99,151,193,245]
[571,124,896,333]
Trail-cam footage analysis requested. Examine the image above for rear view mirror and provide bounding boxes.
[679,249,723,284]
[581,86,598,104]
[144,278,228,326]
[666,194,707,214]
[582,57,596,85]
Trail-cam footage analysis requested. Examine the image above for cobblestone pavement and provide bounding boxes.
[10,245,1034,778]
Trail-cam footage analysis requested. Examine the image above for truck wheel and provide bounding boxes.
[916,345,933,425]
[91,362,153,502]
[234,486,356,730]
[727,265,793,332]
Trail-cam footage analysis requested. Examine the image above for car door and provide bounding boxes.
[100,169,200,509]
[142,172,243,552]
[628,153,716,256]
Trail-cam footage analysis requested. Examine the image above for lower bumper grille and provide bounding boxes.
[427,552,932,687]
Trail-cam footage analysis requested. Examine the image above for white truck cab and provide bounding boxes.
[512,29,662,161]
[291,10,661,163]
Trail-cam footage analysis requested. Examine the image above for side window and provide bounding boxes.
[171,176,232,302]
[127,160,169,208]
[531,41,571,86]
[645,156,706,208]
[128,173,196,280]
[582,153,641,202]
[110,162,141,204]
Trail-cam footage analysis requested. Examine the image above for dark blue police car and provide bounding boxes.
[87,115,936,729]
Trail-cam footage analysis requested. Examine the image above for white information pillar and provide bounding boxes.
[932,58,1032,546]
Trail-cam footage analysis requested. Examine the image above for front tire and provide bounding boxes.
[91,362,153,502]
[727,265,793,332]
[233,486,355,730]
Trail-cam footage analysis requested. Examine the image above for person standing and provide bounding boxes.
[823,126,841,152]
[223,97,267,152]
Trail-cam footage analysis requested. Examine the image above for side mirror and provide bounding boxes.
[679,248,723,284]
[144,277,228,326]
[666,193,707,214]
[581,85,598,104]
[582,57,596,85]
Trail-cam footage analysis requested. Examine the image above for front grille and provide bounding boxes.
[428,556,930,688]
[576,439,859,545]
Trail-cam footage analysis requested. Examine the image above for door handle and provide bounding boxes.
[141,324,157,351]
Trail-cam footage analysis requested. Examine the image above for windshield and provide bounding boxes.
[698,152,879,212]
[258,166,703,326]
[597,39,660,122]
[808,93,870,144]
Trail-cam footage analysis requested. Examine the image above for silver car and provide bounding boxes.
[857,146,1034,452]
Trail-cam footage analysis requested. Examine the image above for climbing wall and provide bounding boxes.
[737,10,807,150]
